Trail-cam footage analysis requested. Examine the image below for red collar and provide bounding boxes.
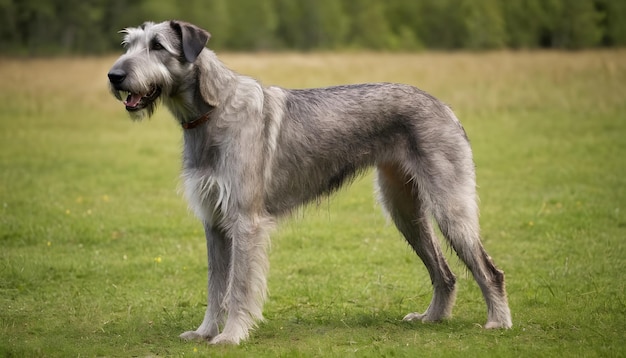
[182,110,212,129]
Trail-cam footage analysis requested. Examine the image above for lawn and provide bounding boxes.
[0,51,624,357]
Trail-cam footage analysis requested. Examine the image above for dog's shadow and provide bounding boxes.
[250,312,478,344]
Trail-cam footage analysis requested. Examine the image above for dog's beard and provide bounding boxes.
[127,99,158,121]
[127,105,154,121]
[110,86,161,121]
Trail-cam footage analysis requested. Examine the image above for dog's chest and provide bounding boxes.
[182,168,231,225]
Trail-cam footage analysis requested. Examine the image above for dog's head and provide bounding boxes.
[107,21,210,120]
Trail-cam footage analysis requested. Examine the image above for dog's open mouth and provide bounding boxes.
[120,86,161,111]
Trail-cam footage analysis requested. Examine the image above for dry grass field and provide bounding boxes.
[1,50,625,357]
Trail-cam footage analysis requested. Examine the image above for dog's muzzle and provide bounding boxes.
[107,69,161,112]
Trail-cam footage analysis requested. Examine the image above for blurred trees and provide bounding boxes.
[0,0,623,55]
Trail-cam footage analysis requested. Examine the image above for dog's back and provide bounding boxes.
[263,83,472,215]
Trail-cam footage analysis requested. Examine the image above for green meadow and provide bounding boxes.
[0,51,624,357]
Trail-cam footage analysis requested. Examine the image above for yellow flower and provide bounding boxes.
[154,256,162,263]
[102,195,110,202]
[47,241,52,247]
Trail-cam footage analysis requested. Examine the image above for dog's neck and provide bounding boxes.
[164,86,213,128]
[173,50,236,130]
[181,109,213,129]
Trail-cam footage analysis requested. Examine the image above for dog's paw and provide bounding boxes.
[180,330,211,341]
[210,333,241,345]
[402,312,425,322]
[403,312,443,323]
[484,320,512,329]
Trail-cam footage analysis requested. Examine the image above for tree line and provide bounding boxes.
[1,0,624,55]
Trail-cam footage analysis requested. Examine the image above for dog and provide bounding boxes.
[107,20,512,345]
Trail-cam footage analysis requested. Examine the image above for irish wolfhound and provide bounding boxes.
[107,20,512,345]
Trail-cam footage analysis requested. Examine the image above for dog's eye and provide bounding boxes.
[151,40,164,51]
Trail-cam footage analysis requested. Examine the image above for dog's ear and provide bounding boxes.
[170,21,211,63]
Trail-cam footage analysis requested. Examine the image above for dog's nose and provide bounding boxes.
[107,69,127,84]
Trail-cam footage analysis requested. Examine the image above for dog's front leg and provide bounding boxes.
[180,223,230,341]
[210,214,271,345]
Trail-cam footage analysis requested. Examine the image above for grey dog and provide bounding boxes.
[107,20,512,344]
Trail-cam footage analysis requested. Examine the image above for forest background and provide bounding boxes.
[1,0,625,55]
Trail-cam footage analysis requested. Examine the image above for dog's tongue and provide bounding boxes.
[124,93,143,107]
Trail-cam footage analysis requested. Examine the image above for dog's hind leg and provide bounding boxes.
[431,192,512,329]
[424,165,513,329]
[180,223,230,341]
[376,164,457,322]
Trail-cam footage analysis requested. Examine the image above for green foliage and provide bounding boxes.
[275,0,348,50]
[601,0,626,46]
[0,0,625,54]
[411,0,466,50]
[502,0,546,48]
[463,0,508,49]
[549,0,604,49]
[0,51,625,356]
[223,0,278,50]
[343,0,394,50]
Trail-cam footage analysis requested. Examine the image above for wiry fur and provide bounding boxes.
[108,20,512,345]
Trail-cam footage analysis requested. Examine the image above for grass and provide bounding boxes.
[0,50,625,357]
